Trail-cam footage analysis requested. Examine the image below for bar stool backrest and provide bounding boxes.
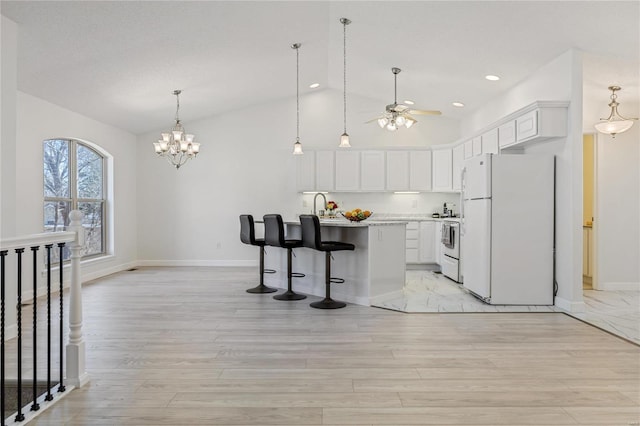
[239,214,257,245]
[299,214,322,250]
[263,214,285,247]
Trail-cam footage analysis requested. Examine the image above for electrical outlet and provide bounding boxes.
[412,199,418,208]
[216,242,222,249]
[303,200,308,207]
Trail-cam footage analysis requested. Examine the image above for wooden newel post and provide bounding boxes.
[66,210,90,387]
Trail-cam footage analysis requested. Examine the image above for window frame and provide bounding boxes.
[43,138,107,260]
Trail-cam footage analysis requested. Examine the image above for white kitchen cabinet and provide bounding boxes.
[434,221,442,265]
[360,151,386,191]
[295,151,315,192]
[419,221,436,263]
[432,149,452,192]
[409,151,432,191]
[463,141,473,159]
[335,150,360,191]
[405,221,419,263]
[516,110,538,141]
[386,151,409,191]
[498,120,516,148]
[315,150,335,191]
[472,137,482,156]
[452,145,464,192]
[503,103,567,149]
[482,128,499,154]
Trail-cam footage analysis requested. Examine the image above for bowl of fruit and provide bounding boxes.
[341,209,372,222]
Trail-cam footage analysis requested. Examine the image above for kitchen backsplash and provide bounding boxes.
[299,192,460,217]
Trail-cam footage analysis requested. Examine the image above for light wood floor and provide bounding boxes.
[18,266,640,425]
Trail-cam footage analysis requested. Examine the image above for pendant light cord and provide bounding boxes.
[343,19,347,134]
[296,45,300,142]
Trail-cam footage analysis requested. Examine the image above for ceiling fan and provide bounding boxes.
[367,67,441,131]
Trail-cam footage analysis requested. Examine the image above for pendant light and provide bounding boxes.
[594,86,638,138]
[291,43,304,155]
[339,18,352,148]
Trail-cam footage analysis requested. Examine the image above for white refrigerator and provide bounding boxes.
[461,153,554,305]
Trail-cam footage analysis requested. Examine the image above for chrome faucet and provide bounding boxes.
[313,192,327,216]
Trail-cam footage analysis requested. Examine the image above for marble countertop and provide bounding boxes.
[285,218,407,227]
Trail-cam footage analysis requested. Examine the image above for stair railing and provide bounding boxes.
[0,209,88,424]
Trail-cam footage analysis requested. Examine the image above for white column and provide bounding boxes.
[65,210,90,387]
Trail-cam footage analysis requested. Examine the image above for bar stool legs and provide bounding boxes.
[310,252,346,309]
[273,248,307,301]
[246,247,277,294]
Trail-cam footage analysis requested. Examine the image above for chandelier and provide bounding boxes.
[153,90,200,169]
[594,85,638,138]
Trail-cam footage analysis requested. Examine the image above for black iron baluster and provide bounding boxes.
[57,243,65,393]
[30,246,40,412]
[44,245,53,402]
[14,248,25,422]
[1,250,7,426]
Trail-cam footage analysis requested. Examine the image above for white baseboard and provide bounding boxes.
[137,260,256,267]
[554,296,586,313]
[82,261,138,282]
[598,281,640,291]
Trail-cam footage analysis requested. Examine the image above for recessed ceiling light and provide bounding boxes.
[452,102,465,108]
[485,75,500,81]
[309,83,320,89]
[404,100,415,105]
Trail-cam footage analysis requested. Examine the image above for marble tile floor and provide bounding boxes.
[373,270,640,345]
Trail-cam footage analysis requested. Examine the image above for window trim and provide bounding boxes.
[44,138,108,259]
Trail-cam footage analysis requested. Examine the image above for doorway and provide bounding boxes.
[582,134,596,290]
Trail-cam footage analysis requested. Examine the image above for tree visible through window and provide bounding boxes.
[44,139,106,259]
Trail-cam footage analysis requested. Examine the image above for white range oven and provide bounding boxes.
[441,220,461,283]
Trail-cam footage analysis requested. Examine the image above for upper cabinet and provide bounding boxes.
[452,144,464,191]
[315,150,335,191]
[432,148,453,192]
[481,128,499,154]
[295,150,315,192]
[409,151,432,191]
[499,102,569,150]
[335,150,360,191]
[498,121,517,148]
[386,151,410,191]
[360,151,386,191]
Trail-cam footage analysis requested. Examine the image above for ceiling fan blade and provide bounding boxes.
[408,109,442,116]
[365,116,384,124]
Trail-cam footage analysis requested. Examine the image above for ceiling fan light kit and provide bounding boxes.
[369,67,441,131]
[594,86,638,138]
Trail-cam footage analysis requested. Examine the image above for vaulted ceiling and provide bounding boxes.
[2,1,638,134]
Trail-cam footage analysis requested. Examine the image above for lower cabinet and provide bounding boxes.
[434,221,442,265]
[405,222,420,263]
[405,221,437,264]
[419,221,436,263]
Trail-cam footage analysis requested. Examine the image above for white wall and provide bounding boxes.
[136,89,460,264]
[1,16,17,239]
[15,92,139,281]
[594,125,640,289]
[461,50,585,311]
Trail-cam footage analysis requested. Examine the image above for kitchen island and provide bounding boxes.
[263,219,407,306]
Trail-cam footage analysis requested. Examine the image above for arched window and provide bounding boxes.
[44,139,106,259]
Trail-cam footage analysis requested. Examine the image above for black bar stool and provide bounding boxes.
[263,214,307,301]
[299,214,354,309]
[239,215,277,294]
